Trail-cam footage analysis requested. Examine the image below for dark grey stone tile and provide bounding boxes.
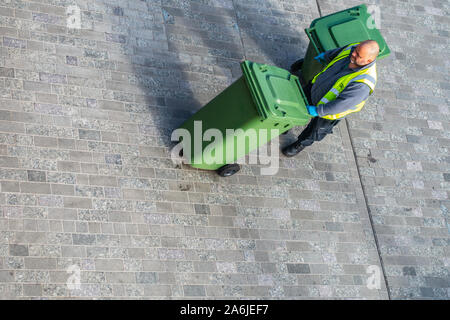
[287,264,311,274]
[9,244,29,256]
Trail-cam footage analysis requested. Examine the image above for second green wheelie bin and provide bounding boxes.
[176,60,311,177]
[300,4,391,84]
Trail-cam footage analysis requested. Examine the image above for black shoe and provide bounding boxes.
[290,58,304,73]
[282,142,305,157]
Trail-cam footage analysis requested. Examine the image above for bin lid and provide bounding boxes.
[305,4,390,59]
[241,61,310,125]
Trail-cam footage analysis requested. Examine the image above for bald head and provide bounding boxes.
[349,40,380,68]
[359,40,380,59]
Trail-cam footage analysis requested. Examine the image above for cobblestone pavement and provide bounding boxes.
[0,0,448,299]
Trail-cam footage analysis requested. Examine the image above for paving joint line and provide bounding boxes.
[315,0,323,17]
[343,118,392,300]
[231,0,247,60]
[314,0,391,300]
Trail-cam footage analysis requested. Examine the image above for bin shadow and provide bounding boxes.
[108,0,316,153]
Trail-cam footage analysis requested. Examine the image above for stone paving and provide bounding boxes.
[0,0,448,299]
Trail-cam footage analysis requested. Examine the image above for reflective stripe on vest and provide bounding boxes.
[311,42,377,120]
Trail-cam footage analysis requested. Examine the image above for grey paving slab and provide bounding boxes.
[0,0,447,300]
[317,0,450,300]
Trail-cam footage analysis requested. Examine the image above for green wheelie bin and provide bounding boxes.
[298,4,391,84]
[175,61,311,177]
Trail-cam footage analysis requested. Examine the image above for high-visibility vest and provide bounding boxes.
[311,42,377,120]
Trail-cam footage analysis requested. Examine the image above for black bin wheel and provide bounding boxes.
[290,58,304,72]
[217,164,240,177]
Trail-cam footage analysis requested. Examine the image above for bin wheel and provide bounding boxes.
[217,164,240,177]
[290,58,304,73]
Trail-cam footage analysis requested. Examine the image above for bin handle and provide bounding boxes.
[294,77,310,107]
[305,27,322,54]
[240,61,268,120]
[347,7,361,16]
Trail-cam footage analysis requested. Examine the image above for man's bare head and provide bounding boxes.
[350,40,380,67]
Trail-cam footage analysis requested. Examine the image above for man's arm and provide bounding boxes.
[316,82,371,117]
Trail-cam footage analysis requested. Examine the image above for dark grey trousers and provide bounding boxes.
[295,82,340,147]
